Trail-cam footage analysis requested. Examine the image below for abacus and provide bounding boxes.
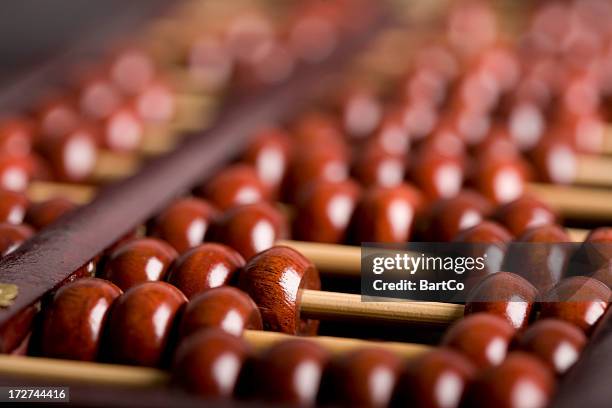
[0,1,611,407]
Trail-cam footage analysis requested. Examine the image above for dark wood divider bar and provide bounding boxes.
[0,8,388,350]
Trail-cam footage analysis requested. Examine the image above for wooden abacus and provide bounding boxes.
[0,1,611,408]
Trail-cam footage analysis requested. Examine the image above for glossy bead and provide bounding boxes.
[495,195,558,236]
[210,202,287,259]
[515,319,586,376]
[103,238,178,291]
[242,128,292,198]
[353,144,405,188]
[512,224,572,291]
[202,164,267,211]
[151,197,216,253]
[465,272,538,330]
[462,352,555,408]
[0,154,33,192]
[369,110,410,157]
[172,329,250,397]
[319,348,401,408]
[0,190,28,224]
[0,118,33,156]
[166,243,245,298]
[105,281,187,367]
[38,126,98,182]
[293,179,360,243]
[0,223,34,256]
[25,197,76,230]
[179,287,262,338]
[253,339,329,405]
[442,313,515,368]
[350,183,423,243]
[539,276,610,333]
[426,191,493,241]
[40,278,121,360]
[471,156,528,204]
[238,246,320,334]
[391,348,476,408]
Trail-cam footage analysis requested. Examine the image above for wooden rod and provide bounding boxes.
[528,183,612,220]
[0,355,169,388]
[576,155,612,187]
[300,290,465,326]
[0,330,431,388]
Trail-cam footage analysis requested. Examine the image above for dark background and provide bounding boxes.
[0,0,169,109]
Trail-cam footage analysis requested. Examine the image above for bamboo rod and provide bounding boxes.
[300,290,465,325]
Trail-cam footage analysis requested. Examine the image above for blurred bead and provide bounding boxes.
[471,155,528,205]
[293,179,360,243]
[0,189,29,224]
[425,191,493,242]
[391,348,476,408]
[462,352,555,408]
[515,319,586,376]
[25,197,76,230]
[530,133,577,185]
[319,348,401,408]
[512,224,571,291]
[242,128,292,199]
[38,126,98,182]
[179,286,262,338]
[103,238,178,291]
[253,339,328,405]
[108,47,156,95]
[339,87,383,139]
[0,154,33,192]
[353,144,405,188]
[187,34,233,92]
[97,106,143,152]
[0,223,34,256]
[495,195,558,237]
[442,313,515,368]
[133,79,176,124]
[167,243,245,298]
[465,272,538,330]
[78,75,122,120]
[539,276,610,333]
[211,202,287,259]
[350,183,423,243]
[151,197,217,254]
[202,164,267,211]
[172,328,250,397]
[0,118,33,156]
